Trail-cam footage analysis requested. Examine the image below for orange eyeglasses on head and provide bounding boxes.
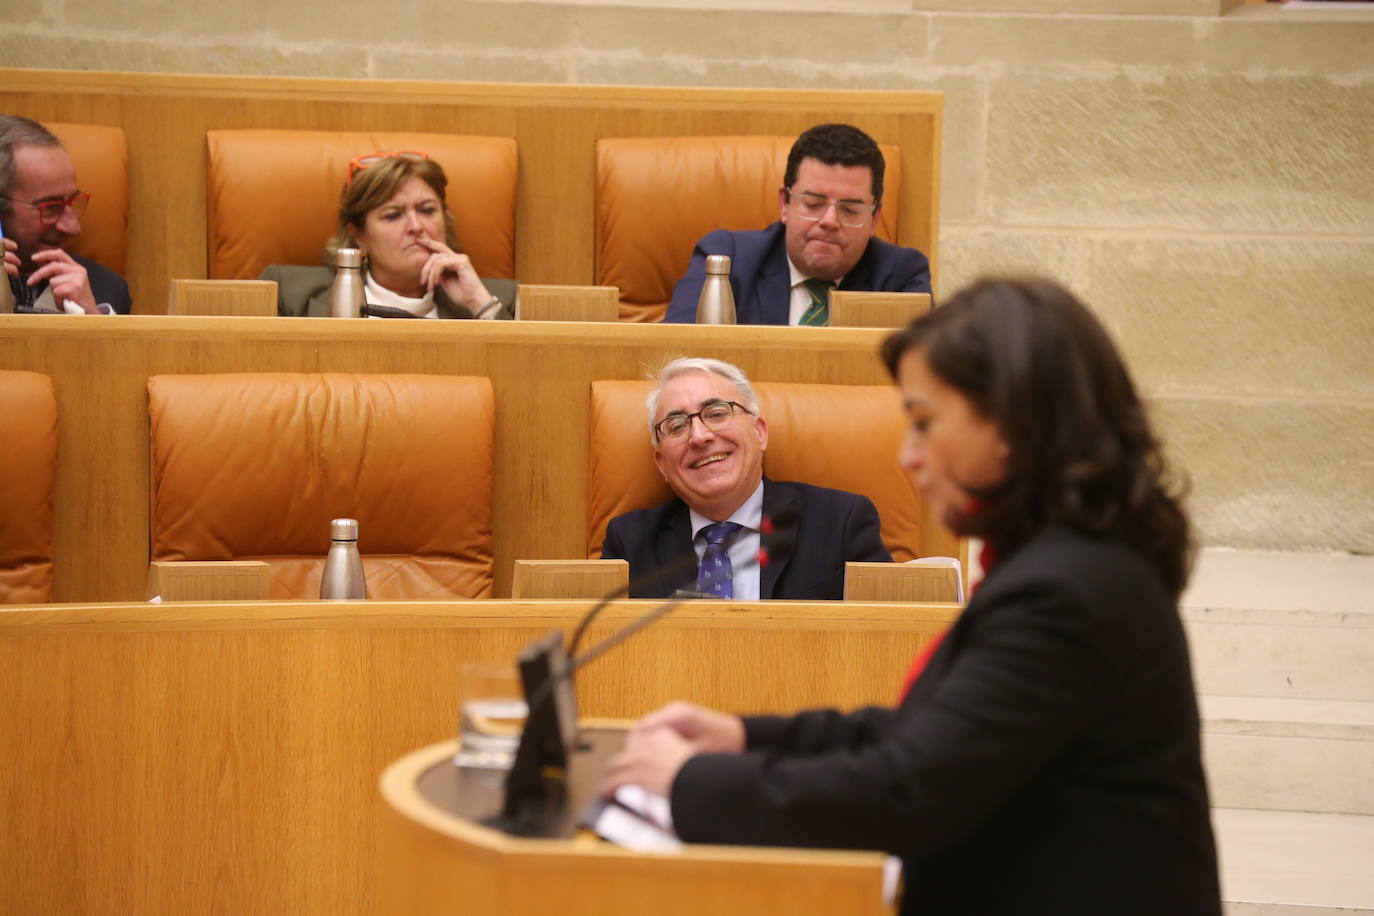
[346,150,430,186]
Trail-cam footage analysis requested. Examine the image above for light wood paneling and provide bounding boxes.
[511,559,629,599]
[516,284,621,322]
[0,316,959,602]
[0,68,941,314]
[0,598,955,915]
[379,740,891,916]
[830,290,934,329]
[167,278,277,316]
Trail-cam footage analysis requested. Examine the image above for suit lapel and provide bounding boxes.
[656,502,697,595]
[759,480,799,598]
[757,246,793,325]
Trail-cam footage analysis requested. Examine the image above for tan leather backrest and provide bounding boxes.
[0,371,57,603]
[587,378,923,561]
[46,122,128,275]
[148,373,495,599]
[594,136,902,323]
[207,129,517,281]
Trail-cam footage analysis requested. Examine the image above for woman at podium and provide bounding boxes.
[600,276,1221,915]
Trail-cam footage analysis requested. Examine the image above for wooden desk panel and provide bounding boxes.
[0,598,955,915]
[0,316,957,602]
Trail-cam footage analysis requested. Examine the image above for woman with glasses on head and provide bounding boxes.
[600,276,1221,915]
[262,151,514,319]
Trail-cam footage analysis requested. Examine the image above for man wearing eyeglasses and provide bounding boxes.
[601,357,889,599]
[0,115,130,315]
[665,123,930,326]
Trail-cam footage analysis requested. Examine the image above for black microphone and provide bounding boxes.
[360,303,425,319]
[484,505,800,837]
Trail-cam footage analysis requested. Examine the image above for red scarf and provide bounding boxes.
[898,538,999,702]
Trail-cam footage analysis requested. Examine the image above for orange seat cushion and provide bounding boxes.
[47,122,128,276]
[207,129,517,281]
[149,373,495,599]
[594,136,902,323]
[588,379,923,561]
[0,371,58,603]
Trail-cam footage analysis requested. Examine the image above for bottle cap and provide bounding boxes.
[335,248,362,269]
[330,518,359,540]
[704,254,731,276]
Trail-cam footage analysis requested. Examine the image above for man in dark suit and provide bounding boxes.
[0,114,130,315]
[665,123,930,325]
[601,357,890,599]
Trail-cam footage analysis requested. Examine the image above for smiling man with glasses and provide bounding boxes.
[666,123,931,326]
[601,357,890,600]
[0,115,130,315]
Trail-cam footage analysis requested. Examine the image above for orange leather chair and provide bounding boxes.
[0,371,58,603]
[206,129,517,281]
[46,122,129,276]
[594,136,903,323]
[587,379,923,561]
[148,373,496,599]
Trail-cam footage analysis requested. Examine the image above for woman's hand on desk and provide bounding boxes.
[598,702,746,800]
[634,701,745,754]
[598,725,695,799]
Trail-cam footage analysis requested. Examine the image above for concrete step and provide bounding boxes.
[1201,695,1374,815]
[1181,548,1374,702]
[1217,807,1374,915]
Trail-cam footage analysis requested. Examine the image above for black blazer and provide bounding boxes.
[670,526,1221,915]
[664,221,931,324]
[600,479,890,600]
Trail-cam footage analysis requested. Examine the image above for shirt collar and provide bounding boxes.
[689,478,764,541]
[364,271,437,318]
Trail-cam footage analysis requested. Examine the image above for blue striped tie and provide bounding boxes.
[697,522,743,599]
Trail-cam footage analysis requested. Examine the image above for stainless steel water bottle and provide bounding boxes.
[330,248,366,318]
[320,518,367,599]
[694,254,737,325]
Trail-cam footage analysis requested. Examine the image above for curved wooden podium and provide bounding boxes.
[379,740,892,916]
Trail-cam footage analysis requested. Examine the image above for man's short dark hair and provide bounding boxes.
[0,114,62,216]
[783,123,885,207]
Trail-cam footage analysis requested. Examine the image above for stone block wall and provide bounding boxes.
[2,1,1371,553]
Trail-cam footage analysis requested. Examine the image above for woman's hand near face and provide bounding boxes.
[633,701,746,754]
[416,236,493,312]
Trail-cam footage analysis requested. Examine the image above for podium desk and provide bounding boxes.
[379,739,892,916]
[0,598,952,915]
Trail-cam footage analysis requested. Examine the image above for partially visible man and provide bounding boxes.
[601,357,890,599]
[665,123,930,326]
[0,115,130,315]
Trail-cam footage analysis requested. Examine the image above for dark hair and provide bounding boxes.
[783,123,885,207]
[325,154,459,264]
[0,114,62,216]
[881,276,1193,597]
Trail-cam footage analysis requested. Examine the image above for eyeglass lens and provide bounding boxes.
[791,191,872,227]
[35,194,89,222]
[658,400,739,439]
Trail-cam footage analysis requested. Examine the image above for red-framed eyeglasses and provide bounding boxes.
[346,150,430,185]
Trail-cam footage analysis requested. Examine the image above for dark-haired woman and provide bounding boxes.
[262,151,514,319]
[600,277,1222,915]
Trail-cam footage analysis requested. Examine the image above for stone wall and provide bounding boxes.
[2,1,1371,553]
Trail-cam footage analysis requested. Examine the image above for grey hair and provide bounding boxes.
[0,115,61,215]
[646,357,760,445]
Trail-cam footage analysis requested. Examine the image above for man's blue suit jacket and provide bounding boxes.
[600,479,891,600]
[665,221,931,325]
